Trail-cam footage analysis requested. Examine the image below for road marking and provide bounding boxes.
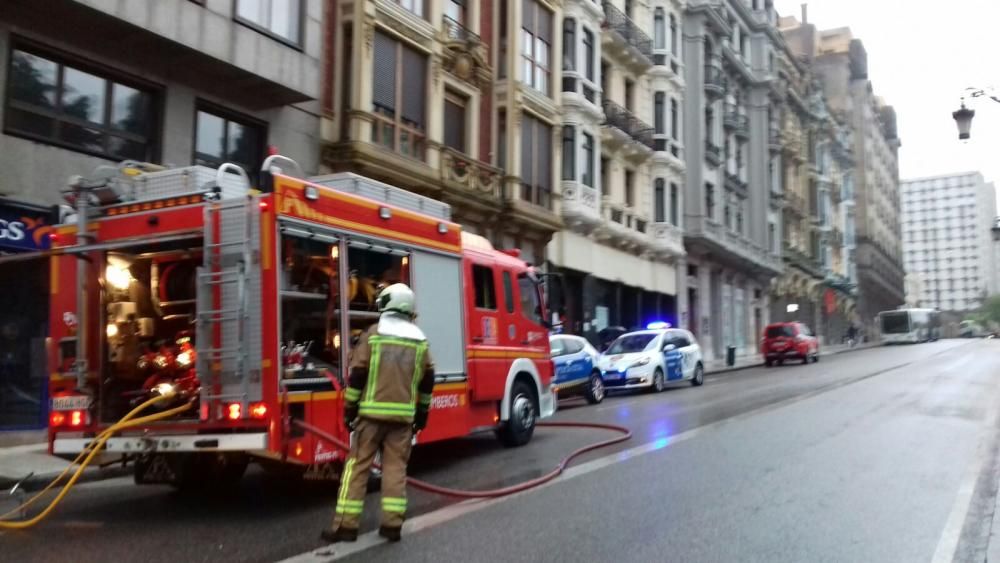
[930,354,1000,563]
[279,349,966,563]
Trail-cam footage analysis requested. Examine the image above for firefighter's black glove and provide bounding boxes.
[344,404,358,431]
[413,409,428,432]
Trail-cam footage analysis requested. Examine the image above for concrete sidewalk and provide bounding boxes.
[0,340,877,492]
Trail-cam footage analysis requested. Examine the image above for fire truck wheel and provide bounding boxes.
[172,453,249,491]
[584,371,605,404]
[497,380,537,448]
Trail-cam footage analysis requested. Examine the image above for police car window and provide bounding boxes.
[472,265,496,310]
[502,271,514,313]
[549,338,566,357]
[563,338,584,354]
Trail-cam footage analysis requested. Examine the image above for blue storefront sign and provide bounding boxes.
[0,199,55,430]
[0,198,54,253]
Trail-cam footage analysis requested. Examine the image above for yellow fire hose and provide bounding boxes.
[0,394,194,530]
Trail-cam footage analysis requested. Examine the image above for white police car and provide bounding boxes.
[597,325,705,392]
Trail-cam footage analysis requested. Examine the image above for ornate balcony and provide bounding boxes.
[723,104,749,138]
[650,221,685,258]
[439,147,502,203]
[440,16,491,87]
[602,99,656,152]
[560,182,602,231]
[704,64,725,99]
[769,126,782,152]
[595,201,648,251]
[725,171,748,198]
[685,217,783,276]
[601,2,653,68]
[704,140,722,167]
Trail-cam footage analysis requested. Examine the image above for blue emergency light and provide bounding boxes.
[646,321,672,330]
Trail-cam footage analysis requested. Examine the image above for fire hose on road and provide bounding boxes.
[294,419,632,499]
[0,394,194,530]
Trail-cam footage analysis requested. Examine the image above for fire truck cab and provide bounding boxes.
[43,157,555,485]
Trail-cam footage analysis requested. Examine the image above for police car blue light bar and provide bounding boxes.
[646,321,671,330]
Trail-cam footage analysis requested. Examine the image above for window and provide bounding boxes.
[549,337,567,357]
[503,271,515,313]
[236,0,301,44]
[521,113,553,208]
[561,125,575,181]
[444,0,465,24]
[517,273,544,325]
[583,29,596,82]
[670,183,679,225]
[473,265,497,310]
[654,179,666,223]
[670,98,679,140]
[654,92,666,135]
[395,0,425,18]
[625,79,635,112]
[443,91,467,153]
[624,0,634,18]
[736,203,744,234]
[372,31,427,159]
[768,221,776,252]
[706,183,715,219]
[194,105,264,178]
[582,133,595,187]
[654,8,666,50]
[670,14,678,56]
[6,48,157,161]
[521,0,553,95]
[563,19,576,72]
[497,109,507,169]
[625,170,635,207]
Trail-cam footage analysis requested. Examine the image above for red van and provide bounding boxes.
[762,322,819,366]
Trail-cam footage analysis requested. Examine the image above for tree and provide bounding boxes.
[978,295,1000,325]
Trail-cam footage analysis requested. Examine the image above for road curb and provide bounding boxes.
[705,342,878,378]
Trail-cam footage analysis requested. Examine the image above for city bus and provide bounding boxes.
[878,308,941,344]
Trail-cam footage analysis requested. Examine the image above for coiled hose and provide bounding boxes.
[0,395,194,529]
[294,419,632,498]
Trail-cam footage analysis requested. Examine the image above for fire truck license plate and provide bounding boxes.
[51,396,91,411]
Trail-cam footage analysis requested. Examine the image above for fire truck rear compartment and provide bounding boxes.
[101,240,202,423]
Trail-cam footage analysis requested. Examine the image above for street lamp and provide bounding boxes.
[953,88,1000,140]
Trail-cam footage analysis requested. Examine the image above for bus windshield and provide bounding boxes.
[881,312,910,334]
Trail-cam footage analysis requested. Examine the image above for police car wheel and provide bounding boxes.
[585,371,605,404]
[691,363,704,387]
[651,369,665,393]
[498,381,537,447]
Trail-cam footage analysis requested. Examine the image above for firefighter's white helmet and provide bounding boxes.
[376,283,415,316]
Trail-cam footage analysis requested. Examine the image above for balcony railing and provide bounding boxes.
[704,140,722,167]
[725,171,747,197]
[602,2,654,62]
[602,98,656,150]
[443,15,480,43]
[440,147,502,201]
[723,105,748,131]
[704,64,725,97]
[768,126,782,152]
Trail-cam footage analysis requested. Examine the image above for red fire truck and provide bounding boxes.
[40,157,555,485]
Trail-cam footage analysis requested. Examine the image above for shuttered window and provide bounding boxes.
[444,91,466,152]
[521,113,552,208]
[371,31,427,160]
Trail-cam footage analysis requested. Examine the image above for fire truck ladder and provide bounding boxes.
[196,164,255,419]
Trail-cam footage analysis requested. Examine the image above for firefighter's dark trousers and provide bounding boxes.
[331,418,413,531]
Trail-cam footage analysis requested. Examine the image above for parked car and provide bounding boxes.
[597,329,705,393]
[762,322,819,366]
[550,334,604,404]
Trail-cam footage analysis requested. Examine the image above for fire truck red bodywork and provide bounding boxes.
[46,170,555,476]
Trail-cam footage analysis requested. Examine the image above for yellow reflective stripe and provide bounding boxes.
[358,408,415,417]
[366,341,382,403]
[337,458,355,508]
[382,496,406,505]
[411,342,427,405]
[368,336,422,348]
[359,400,415,411]
[344,388,361,402]
[335,504,364,515]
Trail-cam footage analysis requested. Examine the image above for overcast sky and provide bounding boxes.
[772,0,1000,194]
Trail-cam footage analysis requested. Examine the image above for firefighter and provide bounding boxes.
[322,283,434,544]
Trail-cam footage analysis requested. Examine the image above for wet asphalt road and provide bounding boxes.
[4,339,1000,562]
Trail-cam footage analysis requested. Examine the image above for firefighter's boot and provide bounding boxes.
[320,527,358,543]
[378,525,402,542]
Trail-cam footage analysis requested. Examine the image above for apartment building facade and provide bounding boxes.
[783,20,904,333]
[322,0,565,266]
[548,0,686,339]
[0,0,323,429]
[680,0,784,360]
[770,18,857,343]
[901,172,998,312]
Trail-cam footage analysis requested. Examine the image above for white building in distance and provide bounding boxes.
[901,172,997,311]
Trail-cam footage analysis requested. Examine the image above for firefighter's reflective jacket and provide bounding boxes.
[345,313,435,423]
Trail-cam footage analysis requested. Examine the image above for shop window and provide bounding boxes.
[5,47,157,161]
[473,265,497,310]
